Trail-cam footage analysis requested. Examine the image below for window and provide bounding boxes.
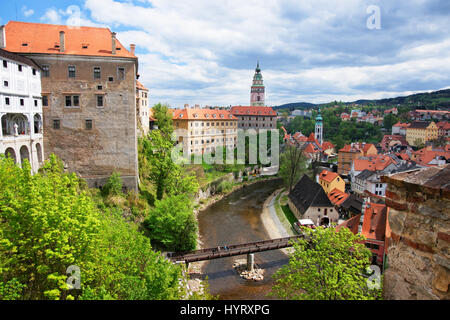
[108,76,114,82]
[118,67,125,80]
[32,68,37,76]
[97,85,103,90]
[65,95,80,108]
[2,60,7,68]
[5,97,10,105]
[18,65,23,72]
[68,66,76,78]
[3,80,8,87]
[20,99,24,106]
[34,100,38,107]
[96,95,104,108]
[85,119,93,130]
[94,67,101,79]
[42,65,50,77]
[53,119,60,129]
[42,95,49,107]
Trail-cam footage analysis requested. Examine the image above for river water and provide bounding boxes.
[197,179,289,300]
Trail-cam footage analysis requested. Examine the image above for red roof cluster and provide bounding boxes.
[412,146,450,166]
[361,202,388,241]
[319,169,339,183]
[353,154,397,172]
[172,108,237,120]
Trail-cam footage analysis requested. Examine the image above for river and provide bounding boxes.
[197,179,289,300]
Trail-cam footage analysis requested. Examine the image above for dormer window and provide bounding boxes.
[179,114,183,118]
[22,43,28,47]
[193,113,198,118]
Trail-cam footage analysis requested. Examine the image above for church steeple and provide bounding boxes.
[250,61,265,106]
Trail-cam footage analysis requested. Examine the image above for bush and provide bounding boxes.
[216,180,233,194]
[101,171,123,197]
[145,195,197,252]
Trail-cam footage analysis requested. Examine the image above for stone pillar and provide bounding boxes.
[247,253,254,272]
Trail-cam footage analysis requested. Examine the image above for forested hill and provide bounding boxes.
[273,88,450,110]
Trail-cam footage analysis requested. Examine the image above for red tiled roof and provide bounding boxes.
[172,108,237,121]
[321,141,335,150]
[4,21,135,58]
[353,155,396,172]
[136,80,148,91]
[328,188,349,206]
[361,203,387,241]
[392,122,410,128]
[319,169,339,183]
[336,214,361,235]
[230,106,276,116]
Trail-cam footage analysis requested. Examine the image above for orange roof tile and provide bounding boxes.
[230,106,277,116]
[327,188,349,206]
[172,108,237,121]
[361,203,387,241]
[4,21,135,58]
[136,80,148,91]
[336,214,361,235]
[319,169,340,183]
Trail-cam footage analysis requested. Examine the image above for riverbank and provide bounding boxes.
[260,188,294,256]
[187,176,280,295]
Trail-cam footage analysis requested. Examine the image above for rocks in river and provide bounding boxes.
[233,259,265,281]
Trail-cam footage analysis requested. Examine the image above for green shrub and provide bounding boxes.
[101,171,123,197]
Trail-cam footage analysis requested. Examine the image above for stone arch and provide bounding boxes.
[35,143,43,164]
[320,216,330,226]
[4,147,17,163]
[20,145,30,165]
[34,113,42,134]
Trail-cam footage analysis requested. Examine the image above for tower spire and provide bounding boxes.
[250,61,265,106]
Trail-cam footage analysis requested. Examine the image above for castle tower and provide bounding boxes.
[315,108,323,145]
[250,61,265,106]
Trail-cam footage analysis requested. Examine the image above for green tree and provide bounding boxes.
[278,143,308,192]
[101,171,123,197]
[144,195,198,252]
[152,103,174,137]
[271,227,380,300]
[0,154,101,300]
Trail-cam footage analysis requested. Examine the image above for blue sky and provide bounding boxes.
[1,0,450,107]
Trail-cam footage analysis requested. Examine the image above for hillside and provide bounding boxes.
[273,88,450,110]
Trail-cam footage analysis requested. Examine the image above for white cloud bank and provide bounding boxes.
[41,0,450,106]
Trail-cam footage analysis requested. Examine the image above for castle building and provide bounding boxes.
[0,48,44,173]
[1,21,139,190]
[172,106,237,155]
[250,61,264,106]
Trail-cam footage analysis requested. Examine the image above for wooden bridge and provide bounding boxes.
[167,235,304,265]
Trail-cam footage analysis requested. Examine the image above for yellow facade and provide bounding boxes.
[406,122,438,146]
[319,170,346,194]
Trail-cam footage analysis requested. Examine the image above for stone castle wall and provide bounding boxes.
[382,165,450,299]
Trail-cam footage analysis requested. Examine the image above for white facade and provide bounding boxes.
[136,86,149,136]
[0,52,43,173]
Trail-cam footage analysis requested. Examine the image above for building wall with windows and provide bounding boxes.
[172,107,238,155]
[0,48,43,173]
[136,80,149,136]
[2,22,139,190]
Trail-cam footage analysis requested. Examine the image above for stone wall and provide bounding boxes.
[382,165,450,300]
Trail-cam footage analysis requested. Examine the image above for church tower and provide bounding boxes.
[315,108,323,145]
[250,61,265,106]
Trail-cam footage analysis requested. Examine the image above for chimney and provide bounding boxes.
[111,32,117,55]
[0,25,5,49]
[59,31,65,53]
[130,44,136,55]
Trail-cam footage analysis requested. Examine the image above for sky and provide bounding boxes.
[1,0,450,107]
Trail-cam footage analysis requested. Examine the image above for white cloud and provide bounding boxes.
[39,0,450,106]
[22,6,35,18]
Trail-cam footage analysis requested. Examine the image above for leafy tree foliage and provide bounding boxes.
[145,195,198,252]
[278,143,308,192]
[271,227,381,300]
[152,103,174,137]
[101,171,123,197]
[0,155,207,300]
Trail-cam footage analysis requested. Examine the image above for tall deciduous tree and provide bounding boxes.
[271,227,381,300]
[152,103,174,138]
[279,143,308,192]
